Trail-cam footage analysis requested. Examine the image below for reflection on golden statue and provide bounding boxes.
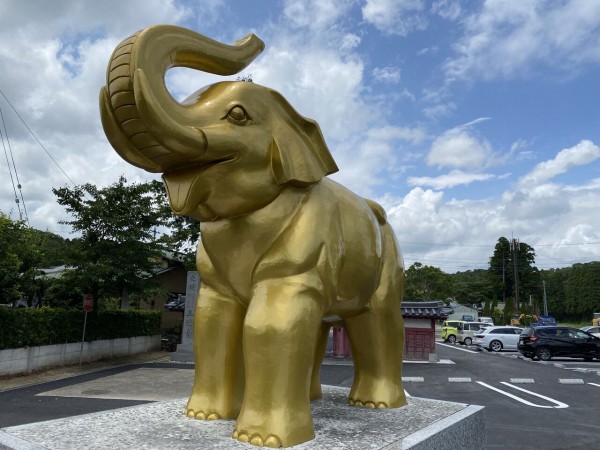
[100,25,406,448]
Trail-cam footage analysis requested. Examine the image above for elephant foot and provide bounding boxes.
[232,430,282,448]
[185,408,221,420]
[349,379,407,409]
[348,399,389,408]
[232,407,314,448]
[185,392,239,420]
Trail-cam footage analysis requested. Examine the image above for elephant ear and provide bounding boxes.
[269,91,338,186]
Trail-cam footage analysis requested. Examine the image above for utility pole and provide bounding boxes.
[510,238,520,311]
[502,251,506,305]
[542,280,548,316]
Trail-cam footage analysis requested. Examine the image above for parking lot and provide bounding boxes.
[325,340,600,449]
[1,341,600,449]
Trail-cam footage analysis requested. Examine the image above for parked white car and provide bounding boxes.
[580,326,600,338]
[473,326,523,352]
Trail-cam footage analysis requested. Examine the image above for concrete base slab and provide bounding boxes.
[0,386,485,450]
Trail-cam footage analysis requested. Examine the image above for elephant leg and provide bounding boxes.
[310,322,331,400]
[344,234,406,409]
[185,285,245,420]
[233,279,323,448]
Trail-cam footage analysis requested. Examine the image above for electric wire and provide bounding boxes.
[0,104,26,223]
[0,88,77,187]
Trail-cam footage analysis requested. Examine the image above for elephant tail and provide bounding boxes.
[366,199,387,225]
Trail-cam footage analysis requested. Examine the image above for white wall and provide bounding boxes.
[0,335,161,376]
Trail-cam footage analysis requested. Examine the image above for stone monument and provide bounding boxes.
[100,24,407,448]
[170,271,200,362]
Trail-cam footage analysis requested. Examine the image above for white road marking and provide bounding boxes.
[404,389,411,397]
[477,381,568,408]
[402,377,424,382]
[510,378,534,383]
[558,379,584,384]
[588,383,600,388]
[436,342,479,353]
[449,377,472,383]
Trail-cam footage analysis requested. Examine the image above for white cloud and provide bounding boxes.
[431,0,462,21]
[444,0,600,81]
[519,140,600,186]
[372,66,401,83]
[378,172,600,272]
[254,44,369,142]
[283,0,353,31]
[408,170,495,189]
[362,0,427,36]
[427,119,493,169]
[332,125,426,195]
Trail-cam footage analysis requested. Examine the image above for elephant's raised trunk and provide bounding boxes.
[99,25,264,172]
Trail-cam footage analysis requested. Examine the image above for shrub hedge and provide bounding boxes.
[0,307,161,350]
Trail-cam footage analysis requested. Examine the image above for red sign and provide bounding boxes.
[83,293,94,313]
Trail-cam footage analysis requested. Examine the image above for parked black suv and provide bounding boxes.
[518,326,600,361]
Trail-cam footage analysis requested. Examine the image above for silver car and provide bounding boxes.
[457,321,492,345]
[580,326,600,338]
[473,326,523,352]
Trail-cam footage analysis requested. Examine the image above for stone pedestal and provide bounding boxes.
[0,386,485,450]
[170,271,199,362]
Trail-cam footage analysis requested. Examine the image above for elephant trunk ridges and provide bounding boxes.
[101,25,265,172]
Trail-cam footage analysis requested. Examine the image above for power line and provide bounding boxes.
[0,103,28,224]
[0,88,77,187]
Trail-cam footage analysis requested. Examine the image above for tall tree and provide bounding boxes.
[0,212,41,303]
[404,262,453,302]
[488,237,540,312]
[53,176,171,309]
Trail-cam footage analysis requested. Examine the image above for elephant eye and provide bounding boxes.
[226,106,250,124]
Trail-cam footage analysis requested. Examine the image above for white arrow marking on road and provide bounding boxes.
[477,381,568,408]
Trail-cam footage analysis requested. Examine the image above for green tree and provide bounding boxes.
[449,269,493,306]
[32,230,74,268]
[404,262,452,302]
[563,262,600,321]
[53,176,172,309]
[0,212,41,303]
[540,267,569,320]
[488,237,541,312]
[502,299,514,325]
[483,298,491,316]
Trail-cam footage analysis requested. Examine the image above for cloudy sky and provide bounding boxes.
[1,0,599,273]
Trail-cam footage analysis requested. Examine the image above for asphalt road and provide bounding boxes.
[404,343,600,449]
[2,344,600,449]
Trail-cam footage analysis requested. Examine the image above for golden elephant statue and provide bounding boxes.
[100,25,406,448]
